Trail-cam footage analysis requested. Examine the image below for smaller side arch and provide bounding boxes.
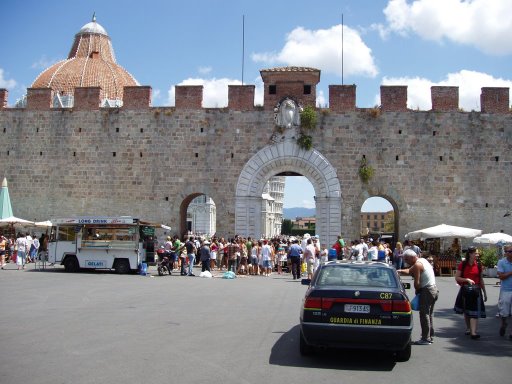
[357,185,405,242]
[173,183,221,239]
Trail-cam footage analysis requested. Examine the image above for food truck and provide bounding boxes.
[48,217,165,273]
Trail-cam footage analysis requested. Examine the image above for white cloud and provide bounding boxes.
[151,88,161,103]
[167,77,242,107]
[198,66,212,75]
[316,90,327,108]
[382,0,512,55]
[252,25,378,78]
[378,70,512,110]
[302,199,315,209]
[253,77,264,106]
[0,68,17,89]
[31,55,60,70]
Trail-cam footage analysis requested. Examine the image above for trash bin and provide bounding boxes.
[328,248,337,261]
[377,250,386,261]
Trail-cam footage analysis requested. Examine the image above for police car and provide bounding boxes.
[299,260,413,361]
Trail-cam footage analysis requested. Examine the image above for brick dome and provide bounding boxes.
[31,15,138,104]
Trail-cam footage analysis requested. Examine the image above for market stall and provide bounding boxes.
[405,224,482,276]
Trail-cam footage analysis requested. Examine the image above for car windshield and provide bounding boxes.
[316,265,398,288]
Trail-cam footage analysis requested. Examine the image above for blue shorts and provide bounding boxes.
[262,260,271,268]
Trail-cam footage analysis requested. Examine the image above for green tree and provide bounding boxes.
[384,212,395,232]
[281,219,293,235]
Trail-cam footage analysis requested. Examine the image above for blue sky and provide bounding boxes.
[1,0,510,211]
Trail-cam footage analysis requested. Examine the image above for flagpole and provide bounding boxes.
[242,15,245,86]
[341,13,344,85]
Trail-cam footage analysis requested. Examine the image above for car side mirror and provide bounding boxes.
[402,282,411,289]
[301,278,311,285]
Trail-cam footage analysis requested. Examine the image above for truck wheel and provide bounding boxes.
[63,256,79,272]
[114,259,130,274]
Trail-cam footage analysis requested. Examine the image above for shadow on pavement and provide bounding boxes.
[434,306,512,357]
[269,324,396,371]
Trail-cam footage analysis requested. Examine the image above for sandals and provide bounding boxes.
[465,330,470,335]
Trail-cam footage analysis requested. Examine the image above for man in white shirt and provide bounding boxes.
[25,233,33,263]
[354,240,365,261]
[260,240,273,277]
[304,238,317,279]
[398,249,439,345]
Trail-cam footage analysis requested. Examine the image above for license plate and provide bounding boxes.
[344,304,370,313]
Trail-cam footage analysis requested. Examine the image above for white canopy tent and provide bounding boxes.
[405,224,482,241]
[473,232,512,245]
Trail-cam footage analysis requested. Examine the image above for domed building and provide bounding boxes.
[26,14,138,108]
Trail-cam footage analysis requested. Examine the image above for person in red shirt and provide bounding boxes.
[453,247,487,339]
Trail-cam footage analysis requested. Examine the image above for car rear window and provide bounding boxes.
[316,265,397,288]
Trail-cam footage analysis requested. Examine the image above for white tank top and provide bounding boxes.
[418,258,436,288]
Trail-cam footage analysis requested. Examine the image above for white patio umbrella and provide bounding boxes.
[34,220,53,228]
[473,232,512,245]
[0,216,35,227]
[405,223,482,240]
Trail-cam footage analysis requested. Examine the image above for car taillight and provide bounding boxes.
[392,300,412,313]
[304,297,322,310]
[379,299,411,312]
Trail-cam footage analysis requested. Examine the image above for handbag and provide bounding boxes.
[411,295,420,311]
[462,284,479,298]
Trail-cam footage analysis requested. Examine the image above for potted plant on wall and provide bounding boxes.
[297,106,317,150]
[359,158,375,183]
[479,248,498,277]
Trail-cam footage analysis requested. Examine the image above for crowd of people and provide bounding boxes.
[155,233,412,279]
[0,232,48,270]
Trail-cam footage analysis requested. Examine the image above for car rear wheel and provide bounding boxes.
[299,330,314,356]
[395,342,411,362]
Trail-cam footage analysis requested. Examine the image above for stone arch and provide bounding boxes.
[174,183,220,239]
[235,140,341,247]
[358,186,405,241]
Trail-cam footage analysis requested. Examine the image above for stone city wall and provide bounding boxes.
[0,85,510,242]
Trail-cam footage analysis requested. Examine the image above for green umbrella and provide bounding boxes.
[0,178,14,219]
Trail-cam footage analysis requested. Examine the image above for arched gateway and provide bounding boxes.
[235,140,341,247]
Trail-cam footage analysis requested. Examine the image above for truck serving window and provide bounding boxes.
[56,226,76,241]
[82,226,137,249]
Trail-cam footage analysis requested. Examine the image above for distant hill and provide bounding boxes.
[283,207,316,220]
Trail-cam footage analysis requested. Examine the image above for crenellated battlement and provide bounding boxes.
[1,83,509,113]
